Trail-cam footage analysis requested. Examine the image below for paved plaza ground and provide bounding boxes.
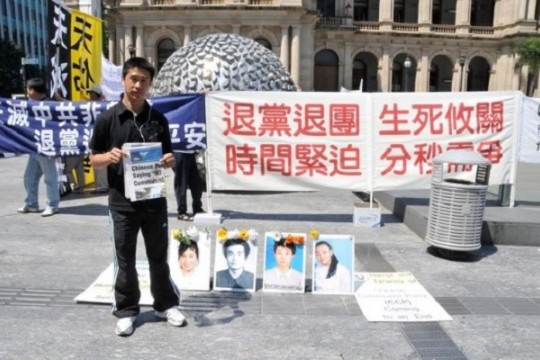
[1,155,539,360]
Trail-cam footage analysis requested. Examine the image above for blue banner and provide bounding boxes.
[0,94,206,155]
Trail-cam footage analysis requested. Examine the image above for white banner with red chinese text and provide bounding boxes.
[520,97,540,164]
[206,91,521,192]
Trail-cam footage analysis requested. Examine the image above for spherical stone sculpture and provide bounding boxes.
[151,33,297,95]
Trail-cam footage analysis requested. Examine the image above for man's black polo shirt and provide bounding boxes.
[89,100,173,211]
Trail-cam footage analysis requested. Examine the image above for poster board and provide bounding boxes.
[74,261,153,305]
[355,272,452,322]
[213,229,258,292]
[262,232,306,293]
[169,230,212,291]
[312,234,355,295]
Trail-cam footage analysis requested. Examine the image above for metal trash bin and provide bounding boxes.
[425,150,491,252]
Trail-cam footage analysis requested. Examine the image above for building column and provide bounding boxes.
[116,25,125,64]
[124,25,133,61]
[379,0,393,31]
[108,29,116,63]
[290,25,301,90]
[380,49,390,92]
[343,43,352,90]
[417,53,429,92]
[135,25,144,57]
[379,0,392,21]
[492,0,505,26]
[417,0,431,32]
[456,0,471,34]
[527,0,537,20]
[280,26,290,70]
[183,25,191,46]
[498,46,514,90]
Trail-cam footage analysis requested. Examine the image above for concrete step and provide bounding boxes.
[374,190,540,247]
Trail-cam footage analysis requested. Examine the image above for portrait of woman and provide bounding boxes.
[169,227,211,291]
[313,236,354,294]
[213,228,258,292]
[263,232,305,293]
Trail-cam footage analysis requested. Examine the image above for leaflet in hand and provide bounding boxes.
[122,142,166,201]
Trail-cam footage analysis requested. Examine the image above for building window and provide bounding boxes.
[317,0,335,17]
[432,0,456,25]
[471,0,494,26]
[157,38,176,72]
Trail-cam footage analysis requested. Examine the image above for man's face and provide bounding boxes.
[88,91,100,101]
[275,246,293,268]
[225,244,246,271]
[26,87,38,100]
[122,66,151,103]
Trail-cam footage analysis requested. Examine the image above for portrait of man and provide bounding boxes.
[262,232,306,293]
[213,229,258,292]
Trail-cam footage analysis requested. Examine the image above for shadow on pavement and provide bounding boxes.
[426,245,498,262]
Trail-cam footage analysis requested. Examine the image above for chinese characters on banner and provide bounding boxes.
[48,0,102,100]
[206,92,372,192]
[48,0,70,99]
[206,91,519,192]
[0,95,205,156]
[371,91,517,191]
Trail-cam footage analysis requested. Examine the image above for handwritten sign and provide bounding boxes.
[355,272,452,322]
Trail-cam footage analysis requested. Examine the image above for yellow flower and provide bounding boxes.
[238,229,250,241]
[171,229,182,240]
[217,227,228,241]
[309,229,320,240]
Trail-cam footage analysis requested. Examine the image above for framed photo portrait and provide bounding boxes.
[312,234,355,295]
[213,228,258,292]
[169,228,211,291]
[262,232,306,293]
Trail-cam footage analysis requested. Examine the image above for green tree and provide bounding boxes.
[0,39,25,97]
[515,37,540,96]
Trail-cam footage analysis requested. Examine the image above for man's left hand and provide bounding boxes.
[160,153,175,168]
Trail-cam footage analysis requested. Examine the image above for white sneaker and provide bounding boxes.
[41,206,58,217]
[115,316,136,336]
[155,306,187,327]
[17,204,40,213]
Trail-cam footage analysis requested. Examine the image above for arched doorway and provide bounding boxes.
[429,55,453,92]
[254,37,272,50]
[392,53,416,92]
[467,56,490,91]
[352,52,378,92]
[313,50,339,92]
[157,38,176,72]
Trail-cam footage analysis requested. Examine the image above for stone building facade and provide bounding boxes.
[70,0,540,94]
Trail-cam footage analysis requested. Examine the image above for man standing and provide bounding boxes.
[173,150,205,221]
[86,85,109,194]
[89,57,186,336]
[18,78,60,217]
